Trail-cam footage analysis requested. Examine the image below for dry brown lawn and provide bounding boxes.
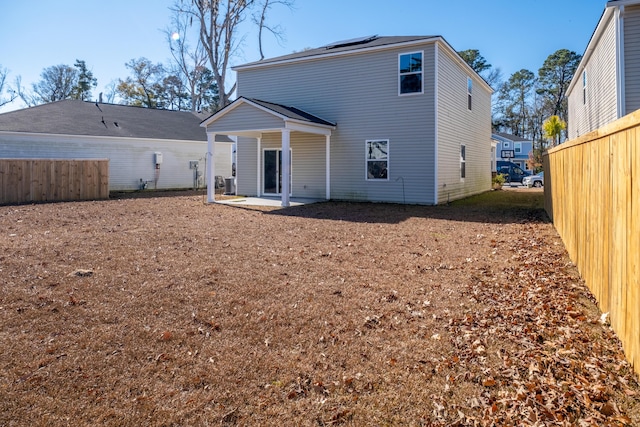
[0,190,638,426]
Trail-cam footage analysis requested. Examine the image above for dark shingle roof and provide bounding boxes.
[246,98,336,126]
[0,100,208,141]
[235,36,439,69]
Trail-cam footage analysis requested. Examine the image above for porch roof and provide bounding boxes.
[200,97,336,137]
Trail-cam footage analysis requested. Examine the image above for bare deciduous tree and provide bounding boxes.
[166,3,211,111]
[175,0,256,111]
[175,0,293,111]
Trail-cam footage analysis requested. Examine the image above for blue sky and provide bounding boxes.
[0,0,606,113]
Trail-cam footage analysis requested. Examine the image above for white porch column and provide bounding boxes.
[207,132,216,203]
[281,129,290,207]
[325,135,331,200]
[256,136,262,196]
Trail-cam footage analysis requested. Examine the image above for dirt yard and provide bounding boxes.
[0,190,638,426]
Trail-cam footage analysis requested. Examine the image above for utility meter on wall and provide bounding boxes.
[154,152,163,169]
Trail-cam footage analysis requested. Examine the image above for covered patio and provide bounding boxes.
[200,97,336,207]
[215,196,323,207]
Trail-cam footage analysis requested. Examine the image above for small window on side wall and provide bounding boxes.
[583,70,587,105]
[366,139,389,180]
[399,52,423,95]
[467,77,473,110]
[460,144,466,179]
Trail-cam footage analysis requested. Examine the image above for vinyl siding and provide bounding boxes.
[624,5,640,114]
[436,47,492,203]
[568,11,618,137]
[289,133,326,198]
[236,136,258,195]
[236,43,437,204]
[0,132,230,191]
[208,103,285,133]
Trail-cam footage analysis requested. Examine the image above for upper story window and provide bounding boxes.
[503,141,510,149]
[583,70,587,105]
[467,77,473,110]
[515,142,522,153]
[366,139,389,180]
[399,51,423,95]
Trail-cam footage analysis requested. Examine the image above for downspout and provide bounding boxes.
[206,132,216,203]
[257,136,262,196]
[325,135,331,200]
[281,129,291,207]
[616,5,626,118]
[433,42,440,205]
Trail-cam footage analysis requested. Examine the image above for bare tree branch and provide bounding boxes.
[253,0,294,60]
[0,66,18,108]
[12,75,39,107]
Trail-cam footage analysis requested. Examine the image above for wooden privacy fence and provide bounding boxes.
[0,159,109,205]
[544,110,639,378]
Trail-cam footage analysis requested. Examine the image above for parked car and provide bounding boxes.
[523,171,544,188]
[496,161,531,184]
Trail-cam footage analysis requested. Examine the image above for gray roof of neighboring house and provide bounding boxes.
[492,132,531,142]
[234,35,439,69]
[0,99,209,141]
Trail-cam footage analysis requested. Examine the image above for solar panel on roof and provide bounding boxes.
[325,35,378,49]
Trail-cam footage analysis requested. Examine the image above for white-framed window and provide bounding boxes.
[514,142,522,154]
[460,144,466,179]
[503,141,510,149]
[583,70,587,105]
[366,139,389,180]
[467,77,473,110]
[399,51,423,95]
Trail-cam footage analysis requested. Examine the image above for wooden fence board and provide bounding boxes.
[544,110,640,380]
[630,127,640,372]
[0,159,109,205]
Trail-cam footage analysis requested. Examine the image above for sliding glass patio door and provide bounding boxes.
[263,149,291,195]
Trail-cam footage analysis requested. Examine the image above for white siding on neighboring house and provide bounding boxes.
[568,10,619,137]
[209,142,234,180]
[624,5,640,114]
[436,45,492,203]
[0,132,231,191]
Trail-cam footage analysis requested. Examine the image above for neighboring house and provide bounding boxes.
[491,132,533,171]
[567,0,640,138]
[201,35,493,206]
[0,100,233,191]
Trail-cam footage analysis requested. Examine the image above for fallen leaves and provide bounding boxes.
[437,231,640,425]
[1,194,638,426]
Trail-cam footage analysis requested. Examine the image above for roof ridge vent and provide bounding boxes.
[325,35,378,50]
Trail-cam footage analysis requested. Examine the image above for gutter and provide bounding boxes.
[616,6,626,118]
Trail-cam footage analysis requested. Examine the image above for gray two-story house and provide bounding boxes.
[201,35,493,206]
[568,0,640,137]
